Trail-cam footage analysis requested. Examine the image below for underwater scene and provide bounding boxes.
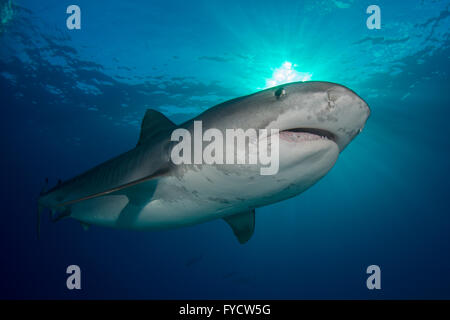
[0,0,450,299]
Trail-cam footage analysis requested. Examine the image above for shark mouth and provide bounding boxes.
[279,128,336,143]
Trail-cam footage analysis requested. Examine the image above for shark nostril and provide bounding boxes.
[326,90,338,109]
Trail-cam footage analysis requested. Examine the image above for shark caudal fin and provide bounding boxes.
[37,178,71,239]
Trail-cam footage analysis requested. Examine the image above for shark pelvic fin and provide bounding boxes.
[137,109,176,146]
[223,209,255,244]
[51,208,71,223]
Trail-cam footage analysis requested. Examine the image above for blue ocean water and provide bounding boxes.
[0,0,449,299]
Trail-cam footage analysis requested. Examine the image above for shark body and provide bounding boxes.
[38,81,370,243]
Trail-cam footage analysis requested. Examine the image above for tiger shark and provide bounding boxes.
[38,81,370,243]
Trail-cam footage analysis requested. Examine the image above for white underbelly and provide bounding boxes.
[69,160,325,229]
[69,167,249,229]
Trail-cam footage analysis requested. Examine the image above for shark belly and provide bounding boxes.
[69,167,253,229]
[69,139,339,230]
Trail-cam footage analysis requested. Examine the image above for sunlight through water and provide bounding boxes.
[265,62,312,88]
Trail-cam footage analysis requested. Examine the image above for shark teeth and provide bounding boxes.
[279,128,335,143]
[280,131,327,142]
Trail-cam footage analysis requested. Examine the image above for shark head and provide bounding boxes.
[191,81,370,204]
[259,81,371,178]
[266,81,370,151]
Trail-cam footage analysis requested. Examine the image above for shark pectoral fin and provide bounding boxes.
[115,179,158,227]
[137,109,176,146]
[223,209,255,244]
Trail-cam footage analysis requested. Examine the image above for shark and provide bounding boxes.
[38,81,370,244]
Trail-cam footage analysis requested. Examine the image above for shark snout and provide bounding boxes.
[323,84,370,151]
[263,81,370,152]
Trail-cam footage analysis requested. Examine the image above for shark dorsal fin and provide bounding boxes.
[223,209,255,244]
[137,109,176,146]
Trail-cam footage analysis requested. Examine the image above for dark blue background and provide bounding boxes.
[1,0,449,299]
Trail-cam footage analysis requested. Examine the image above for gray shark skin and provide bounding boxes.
[38,81,370,244]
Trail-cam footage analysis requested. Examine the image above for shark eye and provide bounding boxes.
[274,87,286,99]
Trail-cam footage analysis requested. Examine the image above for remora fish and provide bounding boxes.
[38,81,370,243]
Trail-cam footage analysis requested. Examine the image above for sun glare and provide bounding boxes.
[265,62,312,88]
